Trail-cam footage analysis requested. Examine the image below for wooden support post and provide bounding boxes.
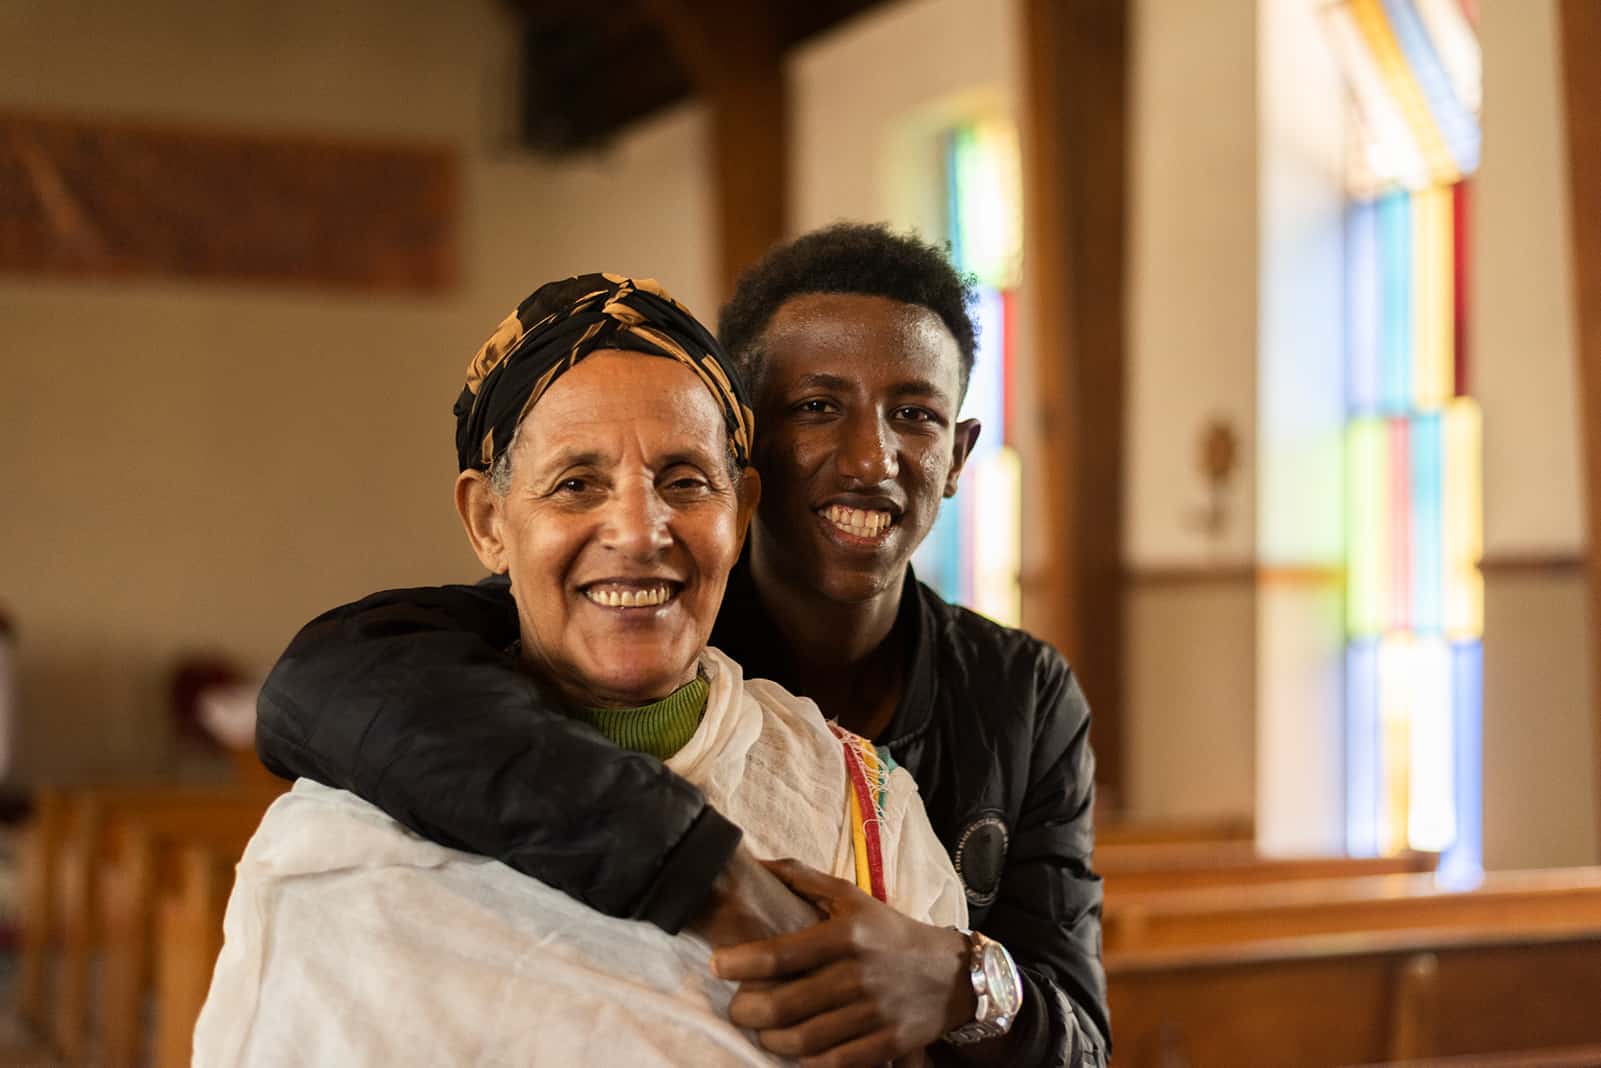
[643,0,788,302]
[1558,0,1601,858]
[1019,0,1130,804]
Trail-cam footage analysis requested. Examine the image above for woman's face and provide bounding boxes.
[458,351,756,707]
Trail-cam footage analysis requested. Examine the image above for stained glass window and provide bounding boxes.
[912,117,1024,626]
[1327,0,1482,881]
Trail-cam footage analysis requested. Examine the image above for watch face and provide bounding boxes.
[982,945,1022,1017]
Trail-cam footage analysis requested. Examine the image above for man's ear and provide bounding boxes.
[943,419,982,498]
[735,466,762,541]
[455,469,508,574]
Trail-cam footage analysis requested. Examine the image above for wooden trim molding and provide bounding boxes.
[1123,564,1258,590]
[1477,552,1587,578]
[1123,564,1342,590]
[1122,555,1588,592]
[1558,0,1601,858]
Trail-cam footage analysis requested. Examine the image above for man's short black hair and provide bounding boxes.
[717,222,979,398]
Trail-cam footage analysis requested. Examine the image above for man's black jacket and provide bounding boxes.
[257,559,1110,1066]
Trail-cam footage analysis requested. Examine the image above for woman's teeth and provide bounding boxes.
[823,504,892,538]
[585,585,674,608]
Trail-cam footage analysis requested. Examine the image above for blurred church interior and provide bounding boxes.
[2,0,1601,1063]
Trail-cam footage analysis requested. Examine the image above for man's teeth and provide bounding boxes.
[585,585,674,608]
[823,505,893,538]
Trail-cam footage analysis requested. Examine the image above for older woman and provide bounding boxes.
[193,275,965,1066]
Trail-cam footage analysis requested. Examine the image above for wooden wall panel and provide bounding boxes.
[0,113,457,291]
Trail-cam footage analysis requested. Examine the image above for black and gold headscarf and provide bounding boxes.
[453,273,756,473]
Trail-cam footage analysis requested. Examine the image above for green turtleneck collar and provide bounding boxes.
[574,675,709,761]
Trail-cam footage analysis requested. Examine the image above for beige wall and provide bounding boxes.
[1476,0,1584,559]
[0,0,714,781]
[1124,580,1257,820]
[1482,570,1599,868]
[788,0,1019,238]
[1121,0,1260,819]
[1475,0,1597,867]
[1252,0,1349,855]
[1126,0,1259,570]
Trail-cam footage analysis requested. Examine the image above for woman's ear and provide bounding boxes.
[735,466,762,541]
[455,469,508,574]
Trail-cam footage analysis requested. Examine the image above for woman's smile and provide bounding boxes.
[579,579,682,610]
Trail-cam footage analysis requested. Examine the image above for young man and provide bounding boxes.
[258,225,1108,1066]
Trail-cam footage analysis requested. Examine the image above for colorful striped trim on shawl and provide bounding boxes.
[829,723,890,903]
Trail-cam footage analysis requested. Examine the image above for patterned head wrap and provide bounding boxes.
[454,273,756,473]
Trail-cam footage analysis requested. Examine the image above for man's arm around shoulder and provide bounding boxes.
[255,578,739,932]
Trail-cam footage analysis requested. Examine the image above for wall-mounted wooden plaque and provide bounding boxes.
[0,113,458,291]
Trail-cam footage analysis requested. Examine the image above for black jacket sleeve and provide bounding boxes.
[978,653,1109,1067]
[255,576,741,934]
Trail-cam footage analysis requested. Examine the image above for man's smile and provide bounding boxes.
[821,503,894,538]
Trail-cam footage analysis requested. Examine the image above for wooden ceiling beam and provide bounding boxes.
[1557,0,1601,857]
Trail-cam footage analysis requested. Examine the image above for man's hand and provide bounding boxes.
[689,847,822,948]
[710,858,975,1068]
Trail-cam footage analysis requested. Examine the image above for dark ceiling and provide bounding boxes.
[511,0,888,152]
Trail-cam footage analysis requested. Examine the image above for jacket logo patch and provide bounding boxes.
[953,815,1008,907]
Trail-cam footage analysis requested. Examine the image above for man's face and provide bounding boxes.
[466,352,753,706]
[749,293,979,604]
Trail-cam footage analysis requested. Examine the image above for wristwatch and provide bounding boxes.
[943,928,1024,1046]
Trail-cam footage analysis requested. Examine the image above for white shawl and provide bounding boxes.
[193,647,967,1066]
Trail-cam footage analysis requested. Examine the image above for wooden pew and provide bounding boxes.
[16,786,67,1037]
[154,843,237,1068]
[43,784,283,1063]
[1104,868,1601,954]
[1108,927,1601,1067]
[98,800,279,1067]
[1381,1045,1601,1066]
[1101,846,1436,897]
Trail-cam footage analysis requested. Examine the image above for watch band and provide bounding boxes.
[942,928,1023,1047]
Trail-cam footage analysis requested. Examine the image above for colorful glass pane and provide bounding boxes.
[1346,639,1383,856]
[914,118,1023,625]
[1346,418,1386,637]
[1442,398,1483,637]
[1330,0,1481,869]
[1378,191,1413,414]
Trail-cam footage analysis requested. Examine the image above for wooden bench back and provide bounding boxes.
[1102,848,1436,899]
[1105,868,1601,954]
[98,801,280,1067]
[1109,928,1601,1067]
[19,781,284,1060]
[155,843,238,1068]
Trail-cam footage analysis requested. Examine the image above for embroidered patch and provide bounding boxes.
[953,815,1009,907]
